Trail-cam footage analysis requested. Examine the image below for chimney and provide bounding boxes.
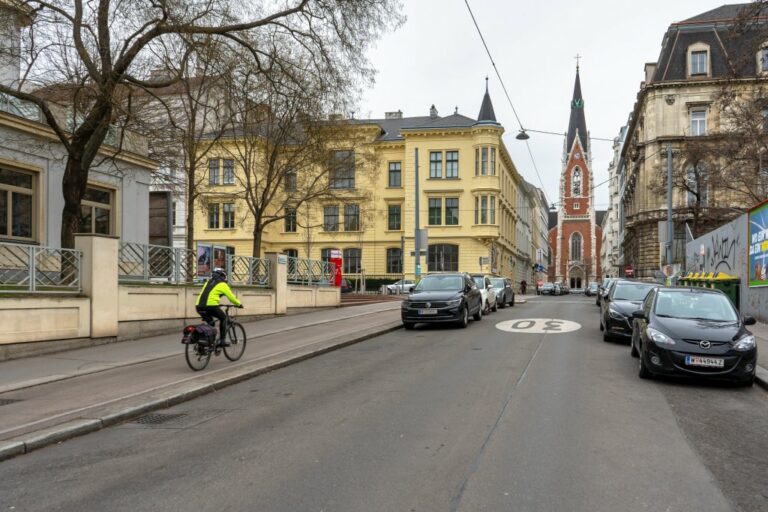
[644,62,657,85]
[385,110,403,119]
[429,105,438,119]
[0,4,30,88]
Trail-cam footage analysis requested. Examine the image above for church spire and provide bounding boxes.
[476,76,498,124]
[566,66,588,154]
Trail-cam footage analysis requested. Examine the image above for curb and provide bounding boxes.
[0,322,402,462]
[756,365,768,391]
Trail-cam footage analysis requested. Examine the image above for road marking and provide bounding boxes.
[495,318,581,334]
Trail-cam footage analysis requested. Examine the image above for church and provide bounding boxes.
[547,67,605,288]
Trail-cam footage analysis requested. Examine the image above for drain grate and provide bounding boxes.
[132,413,188,426]
[0,398,22,407]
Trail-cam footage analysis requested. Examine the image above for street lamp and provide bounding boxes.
[515,129,530,140]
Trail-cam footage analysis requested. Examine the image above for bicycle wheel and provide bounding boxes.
[224,322,247,361]
[185,341,211,371]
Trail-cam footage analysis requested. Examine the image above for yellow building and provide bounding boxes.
[194,84,538,286]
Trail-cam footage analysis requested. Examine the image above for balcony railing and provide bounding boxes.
[0,242,81,293]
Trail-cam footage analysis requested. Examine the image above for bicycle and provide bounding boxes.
[183,305,247,371]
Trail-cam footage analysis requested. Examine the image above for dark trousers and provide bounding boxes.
[197,306,227,341]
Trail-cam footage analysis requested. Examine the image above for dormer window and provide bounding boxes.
[757,45,768,73]
[687,43,710,77]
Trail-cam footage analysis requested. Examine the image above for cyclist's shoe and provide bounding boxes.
[220,339,231,347]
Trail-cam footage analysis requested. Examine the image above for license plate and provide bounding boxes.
[685,355,725,368]
[418,308,437,315]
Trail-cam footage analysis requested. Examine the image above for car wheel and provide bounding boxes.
[630,335,639,358]
[599,319,604,332]
[457,305,469,328]
[492,300,498,312]
[473,304,483,321]
[638,350,652,379]
[403,322,415,330]
[498,294,506,309]
[602,331,611,342]
[510,294,515,307]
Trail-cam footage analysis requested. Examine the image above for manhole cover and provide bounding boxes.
[0,398,22,407]
[132,413,189,426]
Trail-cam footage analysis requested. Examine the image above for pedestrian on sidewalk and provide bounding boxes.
[520,279,527,295]
[196,268,242,345]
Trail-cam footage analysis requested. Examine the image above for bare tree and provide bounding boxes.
[215,66,377,257]
[0,0,403,248]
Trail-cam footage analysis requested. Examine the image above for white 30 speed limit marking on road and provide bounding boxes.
[495,318,581,334]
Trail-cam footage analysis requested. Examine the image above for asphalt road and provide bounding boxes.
[1,295,766,512]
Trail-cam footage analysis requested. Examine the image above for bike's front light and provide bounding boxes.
[734,335,756,351]
[647,327,675,346]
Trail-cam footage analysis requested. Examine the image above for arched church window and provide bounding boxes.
[572,168,582,197]
[571,232,582,261]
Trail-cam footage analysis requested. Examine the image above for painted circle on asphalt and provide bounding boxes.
[495,318,581,334]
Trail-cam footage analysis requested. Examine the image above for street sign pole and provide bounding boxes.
[414,148,421,277]
[666,143,673,266]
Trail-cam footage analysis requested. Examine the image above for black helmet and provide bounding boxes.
[212,267,227,280]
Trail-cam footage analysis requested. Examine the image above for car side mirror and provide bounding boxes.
[408,286,415,294]
[602,291,610,300]
[486,284,493,290]
[632,310,646,320]
[743,315,756,326]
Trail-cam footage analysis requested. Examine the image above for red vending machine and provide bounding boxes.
[329,249,343,287]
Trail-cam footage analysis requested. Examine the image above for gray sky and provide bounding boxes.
[359,0,740,210]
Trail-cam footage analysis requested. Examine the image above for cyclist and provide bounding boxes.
[195,268,242,346]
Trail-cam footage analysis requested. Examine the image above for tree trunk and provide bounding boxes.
[60,156,88,249]
[252,226,263,258]
[186,162,196,253]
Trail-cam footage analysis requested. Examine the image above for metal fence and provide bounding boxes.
[118,242,196,283]
[227,255,270,287]
[0,242,81,293]
[287,257,336,286]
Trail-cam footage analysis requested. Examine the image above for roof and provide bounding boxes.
[653,3,768,82]
[595,210,607,227]
[678,4,751,24]
[351,113,479,141]
[548,211,558,230]
[477,80,498,124]
[566,68,588,154]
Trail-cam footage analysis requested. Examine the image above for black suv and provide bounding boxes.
[401,273,483,329]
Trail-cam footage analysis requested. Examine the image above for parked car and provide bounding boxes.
[490,277,515,308]
[559,283,570,295]
[630,287,757,386]
[585,282,599,297]
[553,283,562,296]
[386,279,415,294]
[597,277,617,307]
[470,274,498,313]
[541,282,555,295]
[401,273,483,329]
[600,280,657,341]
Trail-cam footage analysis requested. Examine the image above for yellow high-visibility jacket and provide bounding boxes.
[195,279,242,307]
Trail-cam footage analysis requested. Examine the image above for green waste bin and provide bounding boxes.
[709,272,741,311]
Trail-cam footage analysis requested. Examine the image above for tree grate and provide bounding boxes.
[0,398,22,407]
[132,413,188,426]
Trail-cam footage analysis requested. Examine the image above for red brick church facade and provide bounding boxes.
[548,68,604,287]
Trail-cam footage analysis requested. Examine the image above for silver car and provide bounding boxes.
[387,279,415,294]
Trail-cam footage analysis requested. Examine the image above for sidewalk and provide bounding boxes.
[0,302,401,461]
[748,321,768,391]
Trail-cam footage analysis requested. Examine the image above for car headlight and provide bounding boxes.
[647,327,675,346]
[401,300,410,309]
[734,335,756,351]
[446,298,462,307]
[608,305,625,320]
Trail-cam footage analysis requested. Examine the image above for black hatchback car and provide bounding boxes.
[630,287,757,385]
[600,280,657,341]
[401,273,483,329]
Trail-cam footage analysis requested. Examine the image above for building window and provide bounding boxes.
[172,201,177,227]
[388,162,402,187]
[691,50,708,76]
[207,203,220,229]
[321,248,337,263]
[690,109,707,136]
[686,166,709,207]
[428,198,442,225]
[490,196,496,224]
[284,168,297,192]
[330,150,355,189]
[481,147,488,175]
[222,159,235,185]
[79,185,113,235]
[208,159,220,185]
[475,148,479,175]
[428,244,459,272]
[343,248,361,273]
[429,151,442,178]
[475,195,496,225]
[446,151,459,178]
[445,197,459,225]
[284,248,298,259]
[222,203,235,229]
[571,232,582,261]
[284,207,297,232]
[574,202,581,210]
[572,168,582,196]
[761,47,768,72]
[344,204,360,231]
[490,148,496,175]
[386,248,403,274]
[323,205,339,231]
[0,168,34,240]
[388,204,401,230]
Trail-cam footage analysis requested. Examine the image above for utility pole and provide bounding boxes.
[666,143,673,266]
[414,148,421,278]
